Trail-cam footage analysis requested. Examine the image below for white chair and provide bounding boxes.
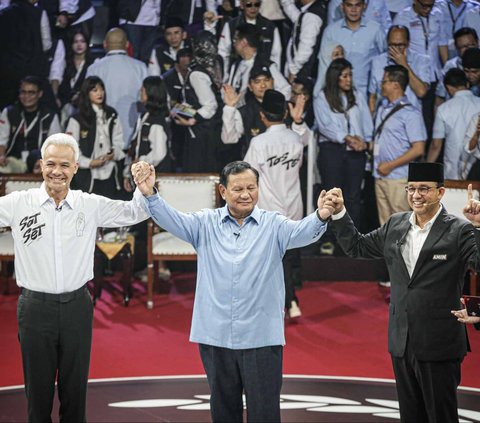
[443,179,480,296]
[146,173,220,309]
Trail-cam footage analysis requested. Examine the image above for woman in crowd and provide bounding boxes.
[124,76,171,192]
[314,58,373,227]
[172,30,223,172]
[55,29,93,127]
[66,76,125,198]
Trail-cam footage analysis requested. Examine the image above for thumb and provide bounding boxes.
[468,183,473,202]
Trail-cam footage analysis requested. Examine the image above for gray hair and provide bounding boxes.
[41,133,80,161]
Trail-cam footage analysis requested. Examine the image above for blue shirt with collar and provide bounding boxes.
[320,18,386,95]
[373,96,427,180]
[369,50,431,111]
[144,194,327,349]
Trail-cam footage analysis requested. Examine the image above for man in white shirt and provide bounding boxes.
[86,28,148,148]
[427,68,480,179]
[9,133,149,422]
[243,89,307,317]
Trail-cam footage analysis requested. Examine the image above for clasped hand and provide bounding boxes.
[317,187,344,220]
[131,161,155,196]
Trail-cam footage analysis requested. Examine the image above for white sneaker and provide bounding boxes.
[378,281,391,288]
[158,268,171,281]
[288,300,302,318]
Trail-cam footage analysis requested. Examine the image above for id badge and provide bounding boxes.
[373,143,380,157]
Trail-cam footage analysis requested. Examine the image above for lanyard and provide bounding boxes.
[419,16,430,53]
[21,111,40,142]
[447,0,467,37]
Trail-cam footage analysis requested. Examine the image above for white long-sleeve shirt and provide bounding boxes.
[1,184,148,293]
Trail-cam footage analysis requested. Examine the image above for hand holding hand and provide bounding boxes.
[317,187,344,220]
[131,161,155,196]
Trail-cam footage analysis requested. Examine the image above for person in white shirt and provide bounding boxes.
[243,89,308,318]
[9,132,149,422]
[86,28,148,148]
[427,68,480,179]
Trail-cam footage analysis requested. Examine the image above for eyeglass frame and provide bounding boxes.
[404,184,442,195]
[245,1,261,8]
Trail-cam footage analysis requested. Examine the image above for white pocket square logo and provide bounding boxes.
[433,254,447,260]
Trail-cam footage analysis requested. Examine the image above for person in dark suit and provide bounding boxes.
[323,162,480,423]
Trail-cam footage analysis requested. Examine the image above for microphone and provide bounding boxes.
[56,205,62,211]
[233,232,240,239]
[421,199,441,207]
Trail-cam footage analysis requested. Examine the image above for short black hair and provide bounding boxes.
[387,25,410,42]
[384,64,409,91]
[20,75,43,91]
[235,23,261,50]
[454,27,479,43]
[444,68,468,88]
[220,161,259,187]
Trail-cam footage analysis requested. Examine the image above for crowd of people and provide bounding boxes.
[2,1,480,422]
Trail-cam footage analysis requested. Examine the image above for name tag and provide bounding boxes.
[433,254,447,260]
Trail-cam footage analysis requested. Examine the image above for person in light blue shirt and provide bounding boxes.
[314,58,373,226]
[369,25,430,114]
[320,0,386,96]
[327,0,392,32]
[373,65,426,224]
[132,159,331,423]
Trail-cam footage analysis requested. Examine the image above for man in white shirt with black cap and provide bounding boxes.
[8,132,149,422]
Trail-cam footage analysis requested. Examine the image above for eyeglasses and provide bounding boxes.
[404,185,439,195]
[19,90,39,96]
[389,43,407,48]
[416,0,435,9]
[245,2,261,8]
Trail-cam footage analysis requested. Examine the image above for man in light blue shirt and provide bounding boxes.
[132,160,331,423]
[320,0,386,96]
[327,0,392,32]
[369,25,430,113]
[373,65,426,224]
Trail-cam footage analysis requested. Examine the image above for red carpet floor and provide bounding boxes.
[1,278,479,389]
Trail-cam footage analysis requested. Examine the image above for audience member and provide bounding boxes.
[118,0,162,64]
[0,0,52,109]
[459,111,480,179]
[55,0,96,41]
[313,41,344,97]
[369,25,430,114]
[284,0,327,82]
[218,0,281,80]
[148,17,189,76]
[164,0,217,36]
[373,65,426,224]
[314,58,372,227]
[0,76,61,172]
[172,31,222,172]
[228,23,290,101]
[327,0,391,32]
[320,0,386,96]
[65,76,125,197]
[462,47,480,95]
[428,68,480,179]
[243,89,308,318]
[436,26,479,100]
[86,28,148,149]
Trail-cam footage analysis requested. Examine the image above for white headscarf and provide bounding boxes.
[313,41,344,97]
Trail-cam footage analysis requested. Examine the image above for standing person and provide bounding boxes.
[314,58,373,227]
[86,28,148,149]
[313,41,344,97]
[172,30,222,172]
[427,68,480,179]
[325,162,480,423]
[9,132,149,422]
[65,76,125,198]
[373,65,426,225]
[243,89,308,318]
[132,159,332,422]
[124,76,171,193]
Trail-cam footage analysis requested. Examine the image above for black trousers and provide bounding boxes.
[199,344,283,423]
[17,285,94,423]
[391,339,461,423]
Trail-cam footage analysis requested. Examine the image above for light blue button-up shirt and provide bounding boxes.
[145,194,327,349]
[369,50,431,111]
[373,96,427,179]
[320,18,386,96]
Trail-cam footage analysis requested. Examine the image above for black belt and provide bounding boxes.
[21,285,87,303]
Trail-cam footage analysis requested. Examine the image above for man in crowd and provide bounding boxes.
[0,76,61,173]
[325,162,480,422]
[86,27,147,149]
[131,158,333,422]
[8,133,149,422]
[427,68,480,179]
